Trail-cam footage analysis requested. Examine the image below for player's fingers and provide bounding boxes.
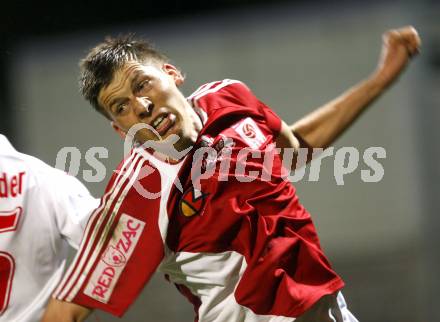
[397,26,421,56]
[406,33,421,56]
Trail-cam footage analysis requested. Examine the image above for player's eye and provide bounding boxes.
[136,80,151,93]
[115,103,129,115]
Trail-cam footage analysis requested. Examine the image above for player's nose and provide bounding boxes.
[134,97,153,119]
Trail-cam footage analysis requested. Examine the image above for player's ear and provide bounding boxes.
[111,122,126,139]
[162,63,185,86]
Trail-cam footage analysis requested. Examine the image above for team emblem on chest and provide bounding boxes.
[179,187,209,217]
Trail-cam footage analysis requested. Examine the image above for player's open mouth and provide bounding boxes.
[152,113,176,136]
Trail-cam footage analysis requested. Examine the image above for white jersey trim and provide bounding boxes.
[186,81,220,101]
[54,151,145,301]
[134,148,182,246]
[190,79,243,109]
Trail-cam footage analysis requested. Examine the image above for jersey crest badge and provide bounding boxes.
[179,187,208,217]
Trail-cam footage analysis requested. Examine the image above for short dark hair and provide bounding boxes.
[79,35,170,119]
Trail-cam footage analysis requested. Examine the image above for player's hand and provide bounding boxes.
[375,26,421,85]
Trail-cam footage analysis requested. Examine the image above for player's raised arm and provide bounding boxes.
[40,298,91,322]
[277,26,421,158]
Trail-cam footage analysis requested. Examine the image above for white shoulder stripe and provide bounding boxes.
[186,81,220,100]
[54,151,144,300]
[191,79,243,108]
[54,151,139,299]
[66,155,148,301]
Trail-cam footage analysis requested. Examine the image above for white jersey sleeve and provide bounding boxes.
[39,165,98,249]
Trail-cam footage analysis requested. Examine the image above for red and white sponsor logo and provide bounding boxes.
[84,214,145,303]
[102,246,126,267]
[233,117,266,149]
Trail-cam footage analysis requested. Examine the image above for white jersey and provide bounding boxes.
[0,135,99,322]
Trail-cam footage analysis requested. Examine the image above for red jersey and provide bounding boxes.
[54,80,344,321]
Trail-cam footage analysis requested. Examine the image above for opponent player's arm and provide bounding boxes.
[276,26,420,164]
[41,298,92,322]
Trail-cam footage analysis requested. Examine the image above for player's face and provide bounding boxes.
[98,61,202,155]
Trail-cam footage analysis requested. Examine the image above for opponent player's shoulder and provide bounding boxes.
[0,134,88,198]
[0,134,46,185]
[188,79,258,110]
[1,134,52,172]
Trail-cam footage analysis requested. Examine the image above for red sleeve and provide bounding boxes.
[258,101,282,137]
[191,80,282,136]
[53,151,165,317]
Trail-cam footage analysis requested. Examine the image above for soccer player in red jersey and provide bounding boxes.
[42,26,420,322]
